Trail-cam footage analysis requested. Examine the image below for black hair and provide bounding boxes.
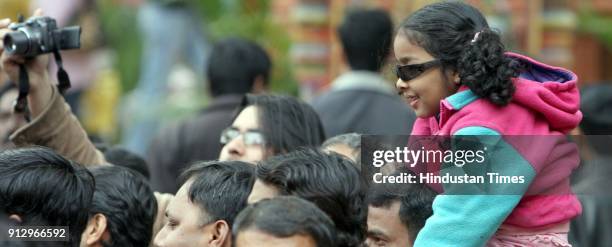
[322,133,362,170]
[366,172,437,243]
[88,166,157,247]
[238,94,326,155]
[207,37,272,97]
[233,196,337,247]
[0,213,51,247]
[579,84,612,155]
[256,149,366,247]
[399,1,520,105]
[338,8,393,71]
[580,84,612,136]
[0,147,94,247]
[101,146,150,179]
[179,161,255,227]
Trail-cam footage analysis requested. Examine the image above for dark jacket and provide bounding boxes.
[146,94,242,193]
[311,71,416,137]
[570,156,612,247]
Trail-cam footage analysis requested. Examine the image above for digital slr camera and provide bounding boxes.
[3,16,81,58]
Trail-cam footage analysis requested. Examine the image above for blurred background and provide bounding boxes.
[0,0,610,145]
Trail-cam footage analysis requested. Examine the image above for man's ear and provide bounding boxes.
[208,220,231,247]
[83,213,108,246]
[8,214,22,223]
[251,75,267,94]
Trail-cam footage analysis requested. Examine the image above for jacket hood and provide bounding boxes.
[508,52,582,133]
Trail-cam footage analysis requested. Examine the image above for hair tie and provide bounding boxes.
[471,31,483,44]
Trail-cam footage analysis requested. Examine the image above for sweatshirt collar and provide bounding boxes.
[442,86,479,111]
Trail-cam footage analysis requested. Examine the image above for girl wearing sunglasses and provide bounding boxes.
[395,2,581,247]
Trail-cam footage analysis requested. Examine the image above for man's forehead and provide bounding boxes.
[166,180,195,217]
[238,229,317,247]
[368,202,402,223]
[233,105,260,129]
[367,202,406,235]
[367,207,393,239]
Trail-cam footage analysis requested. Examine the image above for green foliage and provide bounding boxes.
[205,0,298,95]
[577,8,612,49]
[98,0,297,95]
[98,3,142,92]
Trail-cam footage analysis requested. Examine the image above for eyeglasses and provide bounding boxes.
[395,60,441,81]
[220,127,265,146]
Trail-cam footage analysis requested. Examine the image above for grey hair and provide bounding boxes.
[322,133,361,169]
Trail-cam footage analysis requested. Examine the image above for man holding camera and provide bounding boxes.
[0,9,103,160]
[0,13,254,247]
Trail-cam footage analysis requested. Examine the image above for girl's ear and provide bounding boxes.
[444,69,461,88]
[443,68,461,86]
[452,71,461,85]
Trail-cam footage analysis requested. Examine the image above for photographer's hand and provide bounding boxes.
[1,9,107,167]
[0,9,52,118]
[0,18,11,84]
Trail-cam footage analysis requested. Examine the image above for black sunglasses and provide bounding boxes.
[395,60,441,81]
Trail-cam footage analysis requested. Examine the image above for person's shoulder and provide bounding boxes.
[450,98,541,135]
[176,99,236,128]
[149,115,203,153]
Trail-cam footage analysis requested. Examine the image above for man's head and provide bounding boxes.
[100,146,150,179]
[0,147,95,247]
[80,166,157,247]
[219,94,326,163]
[233,196,337,247]
[154,161,255,247]
[322,133,361,170]
[250,149,366,247]
[207,37,271,97]
[1,212,55,247]
[365,180,436,247]
[580,84,612,155]
[338,8,393,72]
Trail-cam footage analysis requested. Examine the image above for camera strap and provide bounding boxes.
[52,49,71,94]
[11,15,72,122]
[14,64,31,122]
[13,48,72,122]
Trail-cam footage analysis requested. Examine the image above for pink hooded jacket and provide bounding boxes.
[413,52,582,246]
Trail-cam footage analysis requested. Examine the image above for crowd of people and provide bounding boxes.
[0,1,610,247]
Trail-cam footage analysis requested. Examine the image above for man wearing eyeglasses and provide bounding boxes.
[311,8,416,137]
[218,105,267,163]
[218,94,326,164]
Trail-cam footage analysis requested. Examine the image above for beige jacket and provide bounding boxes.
[10,86,172,239]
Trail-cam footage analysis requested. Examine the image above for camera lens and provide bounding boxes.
[3,31,30,55]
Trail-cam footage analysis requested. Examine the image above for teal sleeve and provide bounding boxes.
[413,127,536,247]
